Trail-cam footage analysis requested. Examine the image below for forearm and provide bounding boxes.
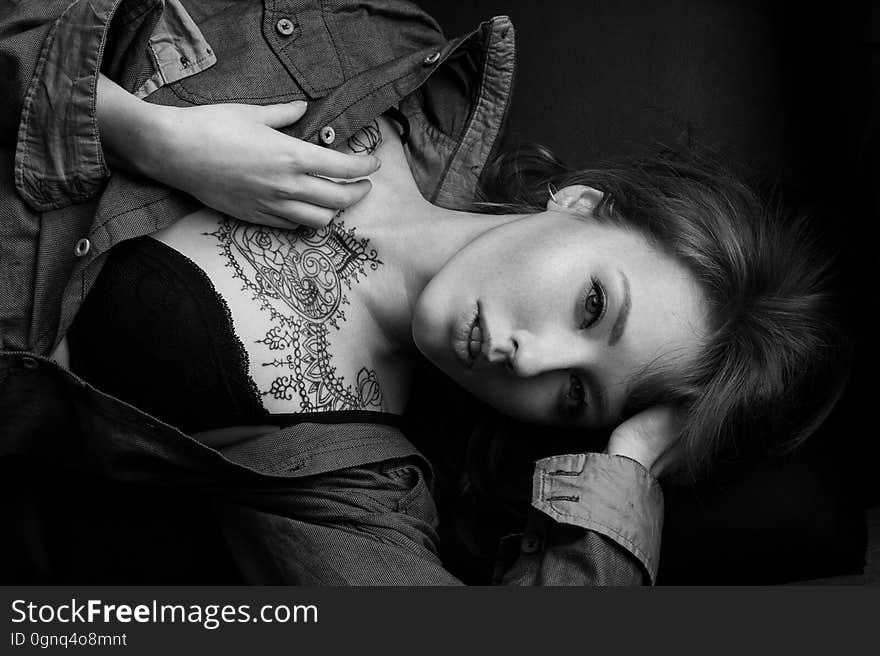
[500,452,664,586]
[96,74,170,177]
[95,71,379,228]
[501,521,649,586]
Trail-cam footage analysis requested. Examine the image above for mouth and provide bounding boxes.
[453,302,484,368]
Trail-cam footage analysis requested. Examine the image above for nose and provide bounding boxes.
[485,337,515,369]
[488,329,583,378]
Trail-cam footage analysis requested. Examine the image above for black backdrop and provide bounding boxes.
[413,0,879,583]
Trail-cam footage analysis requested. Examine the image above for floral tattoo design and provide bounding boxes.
[211,218,384,412]
[347,120,382,155]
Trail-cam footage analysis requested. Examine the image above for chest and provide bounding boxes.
[149,114,423,416]
[151,209,407,415]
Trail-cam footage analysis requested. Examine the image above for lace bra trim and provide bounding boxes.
[149,238,266,415]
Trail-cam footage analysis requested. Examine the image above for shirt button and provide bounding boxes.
[423,51,441,66]
[21,356,39,370]
[74,238,91,257]
[319,125,336,145]
[276,17,295,36]
[521,533,542,554]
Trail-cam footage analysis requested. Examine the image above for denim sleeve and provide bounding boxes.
[9,0,215,212]
[504,452,664,585]
[211,457,465,585]
[211,450,661,585]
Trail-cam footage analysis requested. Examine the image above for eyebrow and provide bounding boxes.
[608,271,631,346]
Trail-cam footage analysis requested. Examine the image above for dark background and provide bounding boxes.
[414,0,879,582]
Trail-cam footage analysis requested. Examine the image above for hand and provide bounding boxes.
[97,75,380,229]
[146,101,380,228]
[605,406,683,478]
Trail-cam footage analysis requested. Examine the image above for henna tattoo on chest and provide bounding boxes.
[210,217,385,412]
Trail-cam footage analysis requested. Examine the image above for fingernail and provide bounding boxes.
[291,100,307,108]
[372,157,381,170]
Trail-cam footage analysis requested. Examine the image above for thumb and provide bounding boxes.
[257,100,308,128]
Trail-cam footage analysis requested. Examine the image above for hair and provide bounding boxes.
[473,143,852,477]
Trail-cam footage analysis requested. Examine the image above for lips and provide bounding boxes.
[453,302,482,368]
[467,316,483,361]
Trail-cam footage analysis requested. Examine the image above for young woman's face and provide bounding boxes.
[412,202,709,430]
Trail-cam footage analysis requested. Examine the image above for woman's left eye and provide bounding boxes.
[579,277,607,329]
[567,374,585,405]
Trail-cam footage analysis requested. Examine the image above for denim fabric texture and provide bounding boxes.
[1,0,661,584]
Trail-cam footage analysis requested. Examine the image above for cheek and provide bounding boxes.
[411,244,504,363]
[456,371,559,425]
[439,219,557,291]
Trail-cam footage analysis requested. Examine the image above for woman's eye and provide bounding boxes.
[580,278,606,329]
[559,373,589,422]
[567,374,585,405]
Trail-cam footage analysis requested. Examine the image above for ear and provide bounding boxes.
[546,184,604,216]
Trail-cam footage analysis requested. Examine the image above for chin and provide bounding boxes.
[412,279,463,356]
[411,300,448,368]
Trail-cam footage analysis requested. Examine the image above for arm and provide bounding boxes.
[501,453,663,585]
[96,75,381,229]
[213,451,662,586]
[501,407,681,585]
[202,411,675,586]
[5,0,378,228]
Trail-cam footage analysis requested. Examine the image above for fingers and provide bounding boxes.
[302,144,381,179]
[239,177,369,229]
[251,202,339,229]
[257,100,309,128]
[286,176,372,209]
[267,199,340,227]
[605,404,684,474]
[254,104,381,180]
[246,213,300,230]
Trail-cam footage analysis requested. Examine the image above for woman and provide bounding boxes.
[8,0,847,584]
[67,96,847,579]
[73,102,700,432]
[74,86,846,475]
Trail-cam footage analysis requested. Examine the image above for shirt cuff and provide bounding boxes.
[531,452,664,583]
[14,0,215,212]
[134,0,217,99]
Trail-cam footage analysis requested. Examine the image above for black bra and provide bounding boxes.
[68,237,401,434]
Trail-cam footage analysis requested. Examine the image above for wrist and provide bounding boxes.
[604,431,658,474]
[605,446,654,474]
[127,103,180,181]
[96,73,178,180]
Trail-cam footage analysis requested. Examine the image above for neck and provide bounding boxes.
[353,192,525,353]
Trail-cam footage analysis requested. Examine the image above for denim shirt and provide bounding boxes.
[1,0,663,584]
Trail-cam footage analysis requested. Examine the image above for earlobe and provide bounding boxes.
[546,185,604,216]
